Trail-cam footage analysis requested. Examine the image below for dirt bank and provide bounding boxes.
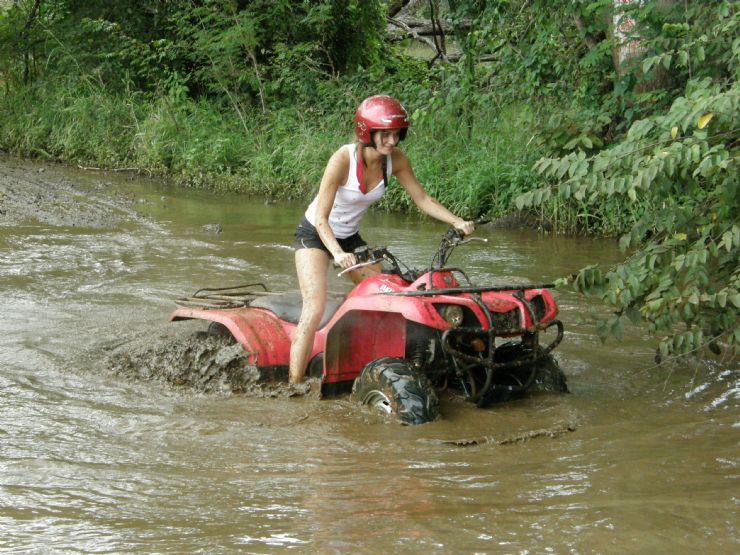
[0,156,146,228]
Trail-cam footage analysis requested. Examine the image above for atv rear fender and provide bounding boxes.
[170,307,292,367]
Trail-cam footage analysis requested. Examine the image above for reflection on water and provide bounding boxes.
[0,159,737,553]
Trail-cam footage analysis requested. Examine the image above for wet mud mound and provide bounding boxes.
[0,157,144,228]
[105,325,320,399]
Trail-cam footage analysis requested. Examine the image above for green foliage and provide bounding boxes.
[381,99,543,219]
[0,0,386,104]
[0,2,25,86]
[448,0,613,104]
[0,0,597,217]
[517,2,739,358]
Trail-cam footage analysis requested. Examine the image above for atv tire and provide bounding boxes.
[352,357,439,425]
[482,344,568,404]
[207,321,235,342]
[529,351,568,394]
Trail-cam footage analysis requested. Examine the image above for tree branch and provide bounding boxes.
[429,0,446,56]
[20,0,42,42]
[387,16,449,63]
[20,0,43,83]
[387,0,412,18]
[573,13,600,51]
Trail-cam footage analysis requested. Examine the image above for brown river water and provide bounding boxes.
[0,158,737,553]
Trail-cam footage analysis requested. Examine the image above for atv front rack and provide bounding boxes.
[441,320,564,405]
[441,320,564,369]
[379,283,556,296]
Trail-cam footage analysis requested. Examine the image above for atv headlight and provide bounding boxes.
[438,304,464,328]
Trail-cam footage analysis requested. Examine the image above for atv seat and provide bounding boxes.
[251,292,346,329]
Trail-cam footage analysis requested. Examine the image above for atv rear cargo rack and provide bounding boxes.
[174,282,276,309]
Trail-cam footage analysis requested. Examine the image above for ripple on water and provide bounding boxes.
[0,161,737,553]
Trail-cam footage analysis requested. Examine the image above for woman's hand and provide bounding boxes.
[333,251,357,270]
[454,220,476,235]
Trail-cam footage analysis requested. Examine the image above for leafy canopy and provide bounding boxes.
[516,0,739,360]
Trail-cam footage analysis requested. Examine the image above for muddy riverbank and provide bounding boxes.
[0,157,143,228]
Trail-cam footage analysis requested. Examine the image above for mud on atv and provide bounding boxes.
[171,220,567,425]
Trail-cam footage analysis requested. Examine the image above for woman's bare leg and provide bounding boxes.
[289,248,330,383]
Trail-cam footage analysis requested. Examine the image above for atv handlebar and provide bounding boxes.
[336,245,394,277]
[445,217,491,242]
[338,218,491,279]
[436,218,490,268]
[458,236,488,246]
[337,258,380,277]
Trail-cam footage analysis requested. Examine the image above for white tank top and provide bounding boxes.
[304,144,391,239]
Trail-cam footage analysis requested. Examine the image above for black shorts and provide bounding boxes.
[293,216,367,255]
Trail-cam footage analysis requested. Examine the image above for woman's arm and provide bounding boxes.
[392,150,475,235]
[313,147,357,269]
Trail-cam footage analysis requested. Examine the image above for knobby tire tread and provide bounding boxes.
[352,357,439,425]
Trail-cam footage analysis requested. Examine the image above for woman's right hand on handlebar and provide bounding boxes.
[333,251,357,270]
[455,220,476,235]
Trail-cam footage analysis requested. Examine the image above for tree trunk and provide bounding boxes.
[611,0,675,91]
[611,0,643,76]
[21,0,43,83]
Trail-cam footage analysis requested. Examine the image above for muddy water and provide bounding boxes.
[0,158,737,553]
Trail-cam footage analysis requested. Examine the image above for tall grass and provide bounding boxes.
[0,74,639,235]
[0,76,342,199]
[387,102,544,220]
[0,77,140,164]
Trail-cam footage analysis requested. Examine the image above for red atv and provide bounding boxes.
[170,221,567,424]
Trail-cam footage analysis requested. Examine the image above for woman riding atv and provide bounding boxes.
[289,95,475,384]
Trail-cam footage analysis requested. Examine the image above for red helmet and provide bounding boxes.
[354,95,410,144]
